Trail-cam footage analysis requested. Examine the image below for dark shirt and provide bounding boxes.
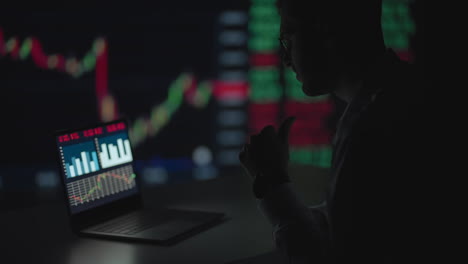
[329,49,423,262]
[259,49,424,263]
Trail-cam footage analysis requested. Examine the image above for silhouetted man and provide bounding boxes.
[239,0,424,263]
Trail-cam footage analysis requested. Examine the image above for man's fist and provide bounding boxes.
[239,117,296,198]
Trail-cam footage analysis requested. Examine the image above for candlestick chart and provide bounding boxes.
[0,0,418,174]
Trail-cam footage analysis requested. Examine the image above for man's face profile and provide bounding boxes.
[278,2,350,97]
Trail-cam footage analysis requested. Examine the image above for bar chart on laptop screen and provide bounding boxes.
[97,133,133,169]
[61,142,101,178]
[57,121,139,211]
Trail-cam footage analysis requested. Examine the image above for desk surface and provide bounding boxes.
[0,166,328,264]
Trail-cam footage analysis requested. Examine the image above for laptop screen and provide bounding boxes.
[56,120,139,214]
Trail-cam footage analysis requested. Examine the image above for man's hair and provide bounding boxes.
[276,0,383,35]
[276,0,386,68]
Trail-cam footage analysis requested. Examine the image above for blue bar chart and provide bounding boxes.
[97,133,133,169]
[61,141,101,178]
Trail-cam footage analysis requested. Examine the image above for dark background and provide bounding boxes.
[0,1,250,210]
[0,1,249,163]
[0,0,423,211]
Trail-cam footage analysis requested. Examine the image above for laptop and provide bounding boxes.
[55,118,225,244]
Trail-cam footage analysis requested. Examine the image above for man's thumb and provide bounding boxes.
[278,116,295,143]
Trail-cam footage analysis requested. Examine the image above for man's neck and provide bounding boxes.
[333,49,389,104]
[333,78,363,104]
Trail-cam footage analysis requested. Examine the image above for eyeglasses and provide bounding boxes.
[279,33,293,66]
[279,37,291,52]
[278,25,331,67]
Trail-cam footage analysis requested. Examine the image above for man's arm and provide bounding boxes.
[239,117,330,263]
[257,183,330,264]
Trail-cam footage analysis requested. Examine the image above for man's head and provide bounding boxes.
[276,0,385,97]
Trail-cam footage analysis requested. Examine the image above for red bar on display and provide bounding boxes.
[30,38,48,69]
[396,51,414,62]
[56,54,66,71]
[213,81,249,100]
[250,53,279,67]
[248,103,280,134]
[285,101,333,146]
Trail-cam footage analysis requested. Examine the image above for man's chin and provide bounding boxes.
[302,83,332,97]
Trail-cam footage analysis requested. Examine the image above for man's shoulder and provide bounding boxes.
[352,59,423,146]
[369,55,423,119]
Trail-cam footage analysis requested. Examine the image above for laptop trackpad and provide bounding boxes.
[137,219,202,241]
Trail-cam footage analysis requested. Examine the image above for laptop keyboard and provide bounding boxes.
[90,212,159,235]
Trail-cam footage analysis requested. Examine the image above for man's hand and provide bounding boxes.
[239,116,296,198]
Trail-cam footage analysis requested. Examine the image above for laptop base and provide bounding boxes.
[79,208,225,245]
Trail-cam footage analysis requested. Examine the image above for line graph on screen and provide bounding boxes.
[0,27,247,148]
